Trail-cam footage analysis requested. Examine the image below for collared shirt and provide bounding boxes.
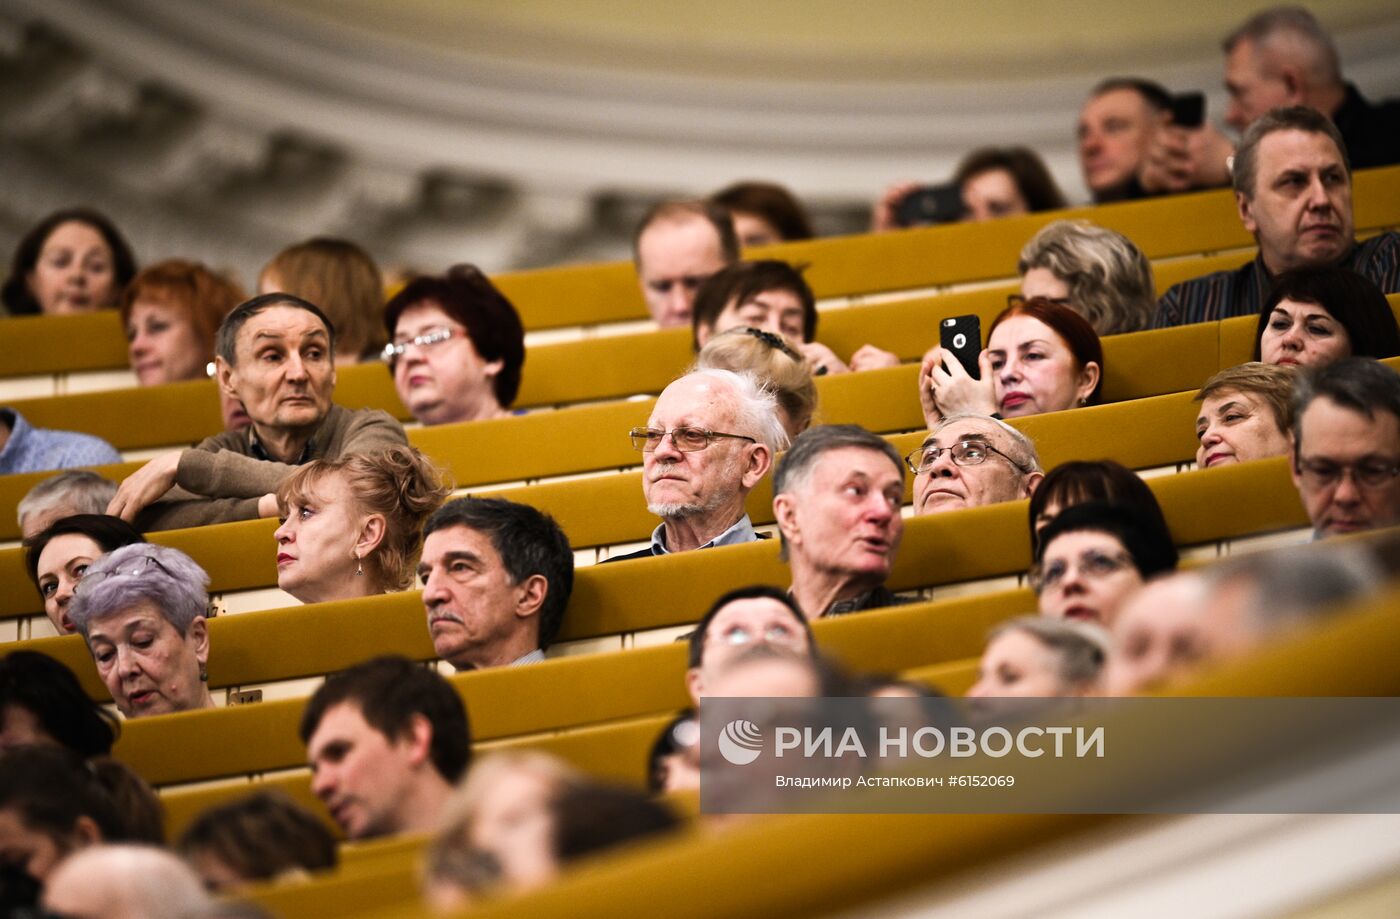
[646,513,761,556]
[247,426,316,465]
[1152,232,1400,328]
[0,409,122,475]
[511,649,546,666]
[814,586,913,619]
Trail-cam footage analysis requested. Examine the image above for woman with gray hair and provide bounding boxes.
[1018,219,1156,335]
[966,615,1108,699]
[69,543,215,718]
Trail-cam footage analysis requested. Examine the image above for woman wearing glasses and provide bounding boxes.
[919,297,1104,429]
[1031,502,1177,629]
[24,514,146,636]
[68,543,216,718]
[382,265,526,427]
[273,445,449,604]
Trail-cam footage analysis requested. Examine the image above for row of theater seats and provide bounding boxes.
[1,171,1398,918]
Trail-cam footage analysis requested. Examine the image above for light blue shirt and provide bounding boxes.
[0,409,122,475]
[648,513,760,555]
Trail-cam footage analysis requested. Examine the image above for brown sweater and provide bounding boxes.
[136,405,408,532]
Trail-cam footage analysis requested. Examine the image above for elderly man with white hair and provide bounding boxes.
[607,368,787,562]
[43,844,211,919]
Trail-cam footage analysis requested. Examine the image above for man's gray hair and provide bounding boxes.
[774,424,904,497]
[1223,6,1342,87]
[988,615,1108,688]
[1206,542,1382,631]
[1291,357,1400,452]
[686,367,790,453]
[45,844,210,919]
[69,543,210,639]
[1231,105,1349,199]
[932,412,1043,474]
[16,470,116,530]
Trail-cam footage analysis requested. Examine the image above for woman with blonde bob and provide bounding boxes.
[695,326,819,439]
[1017,219,1156,335]
[273,446,449,604]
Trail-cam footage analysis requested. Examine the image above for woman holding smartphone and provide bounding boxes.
[919,297,1103,428]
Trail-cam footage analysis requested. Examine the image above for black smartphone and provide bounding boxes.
[940,315,981,380]
[895,184,964,227]
[1169,91,1206,129]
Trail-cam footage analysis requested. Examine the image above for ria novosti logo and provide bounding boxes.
[718,719,764,765]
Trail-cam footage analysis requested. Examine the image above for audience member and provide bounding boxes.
[966,616,1108,699]
[702,644,830,698]
[772,425,907,618]
[1290,357,1400,538]
[685,585,814,705]
[24,513,146,635]
[872,147,1066,231]
[1027,460,1170,547]
[1107,543,1381,694]
[121,259,245,386]
[0,407,121,475]
[710,181,815,247]
[1221,7,1400,169]
[647,711,700,795]
[1076,78,1171,203]
[1253,267,1400,368]
[632,200,739,328]
[1154,106,1400,327]
[551,780,679,863]
[108,293,408,530]
[921,297,1102,427]
[610,369,785,561]
[382,265,526,426]
[16,469,117,539]
[300,655,470,840]
[1,207,136,315]
[42,844,210,919]
[418,496,574,671]
[696,327,819,439]
[691,260,815,350]
[428,752,578,902]
[1195,362,1295,469]
[260,237,387,363]
[1033,501,1178,628]
[0,747,163,890]
[906,413,1042,516]
[0,651,117,756]
[274,445,448,604]
[1017,220,1157,334]
[177,791,338,893]
[69,543,216,718]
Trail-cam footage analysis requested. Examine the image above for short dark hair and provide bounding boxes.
[686,584,812,669]
[1255,267,1400,361]
[1292,358,1400,450]
[177,791,337,884]
[1089,77,1172,112]
[1034,500,1179,580]
[0,747,162,847]
[690,260,817,347]
[709,182,815,242]
[423,497,575,651]
[550,781,679,863]
[0,651,118,757]
[2,207,138,315]
[954,147,1067,213]
[1232,105,1349,198]
[215,293,337,366]
[631,200,741,265]
[382,265,526,408]
[299,655,471,784]
[1028,461,1171,553]
[23,514,146,594]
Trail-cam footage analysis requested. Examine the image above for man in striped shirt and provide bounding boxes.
[1153,106,1399,328]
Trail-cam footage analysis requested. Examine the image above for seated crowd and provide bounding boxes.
[0,5,1399,916]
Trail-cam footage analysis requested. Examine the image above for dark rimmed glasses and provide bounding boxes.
[1029,549,1135,593]
[1295,457,1400,490]
[629,427,757,453]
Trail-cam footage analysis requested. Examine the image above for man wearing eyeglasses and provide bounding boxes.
[606,368,787,562]
[908,414,1044,516]
[1290,357,1400,538]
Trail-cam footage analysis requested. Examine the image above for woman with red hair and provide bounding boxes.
[920,297,1103,428]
